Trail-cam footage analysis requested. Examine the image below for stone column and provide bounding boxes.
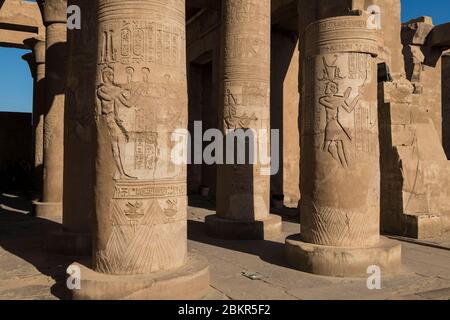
[285,15,402,277]
[443,52,450,158]
[72,0,209,300]
[47,0,96,256]
[205,0,282,240]
[24,37,46,201]
[33,0,67,221]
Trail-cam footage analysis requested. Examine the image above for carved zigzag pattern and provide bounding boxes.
[98,200,180,275]
[306,201,375,247]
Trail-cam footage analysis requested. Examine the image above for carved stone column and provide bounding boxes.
[46,0,96,256]
[205,0,282,240]
[286,15,402,277]
[33,0,67,221]
[72,0,209,300]
[444,52,450,158]
[22,37,46,199]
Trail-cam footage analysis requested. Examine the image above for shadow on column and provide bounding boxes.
[269,29,300,219]
[188,58,217,198]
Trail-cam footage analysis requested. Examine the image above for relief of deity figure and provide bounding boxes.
[97,67,138,180]
[319,81,364,168]
[224,89,257,130]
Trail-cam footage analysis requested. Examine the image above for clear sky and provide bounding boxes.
[0,0,449,113]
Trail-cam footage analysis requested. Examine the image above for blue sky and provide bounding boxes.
[0,0,449,113]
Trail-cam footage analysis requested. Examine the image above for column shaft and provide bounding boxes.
[93,0,187,275]
[206,0,282,240]
[62,0,96,235]
[34,40,46,198]
[46,0,96,256]
[34,0,68,220]
[43,22,66,203]
[286,14,402,277]
[72,0,209,300]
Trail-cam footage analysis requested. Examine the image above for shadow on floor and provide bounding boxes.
[188,219,293,269]
[188,195,216,211]
[0,194,76,299]
[188,195,301,224]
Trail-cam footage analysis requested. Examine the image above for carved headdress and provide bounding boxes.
[319,56,344,83]
[101,66,114,80]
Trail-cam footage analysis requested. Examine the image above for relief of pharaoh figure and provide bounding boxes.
[97,67,138,180]
[319,80,364,168]
[224,89,257,130]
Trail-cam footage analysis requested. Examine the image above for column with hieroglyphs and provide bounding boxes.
[72,0,209,300]
[286,14,402,277]
[22,37,46,199]
[46,0,96,256]
[33,0,67,221]
[205,0,282,240]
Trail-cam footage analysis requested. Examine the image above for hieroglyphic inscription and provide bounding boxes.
[217,0,271,219]
[100,20,185,67]
[114,181,187,200]
[94,0,188,275]
[301,15,381,249]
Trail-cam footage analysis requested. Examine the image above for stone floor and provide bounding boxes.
[1,193,450,300]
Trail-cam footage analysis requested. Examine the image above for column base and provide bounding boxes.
[285,235,402,277]
[32,201,62,223]
[71,253,210,300]
[46,230,91,256]
[205,214,282,240]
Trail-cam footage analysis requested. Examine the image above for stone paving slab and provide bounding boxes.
[0,194,450,300]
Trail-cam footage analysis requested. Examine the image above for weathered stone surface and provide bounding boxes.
[33,0,67,220]
[377,16,450,240]
[287,14,401,277]
[286,235,402,278]
[402,17,444,139]
[23,37,46,199]
[75,0,209,300]
[0,0,45,48]
[208,0,282,240]
[72,253,210,300]
[443,53,450,158]
[52,0,97,256]
[4,197,450,300]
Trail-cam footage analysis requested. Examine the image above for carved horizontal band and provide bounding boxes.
[114,180,187,199]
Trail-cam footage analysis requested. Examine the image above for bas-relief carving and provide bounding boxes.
[223,88,257,130]
[95,197,187,275]
[217,0,271,220]
[66,0,97,144]
[94,1,187,275]
[305,53,377,170]
[223,0,270,26]
[301,16,381,248]
[300,199,379,247]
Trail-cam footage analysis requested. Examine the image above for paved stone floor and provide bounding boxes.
[1,194,450,300]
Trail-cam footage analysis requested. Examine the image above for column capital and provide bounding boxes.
[24,37,46,65]
[40,0,68,25]
[22,52,37,79]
